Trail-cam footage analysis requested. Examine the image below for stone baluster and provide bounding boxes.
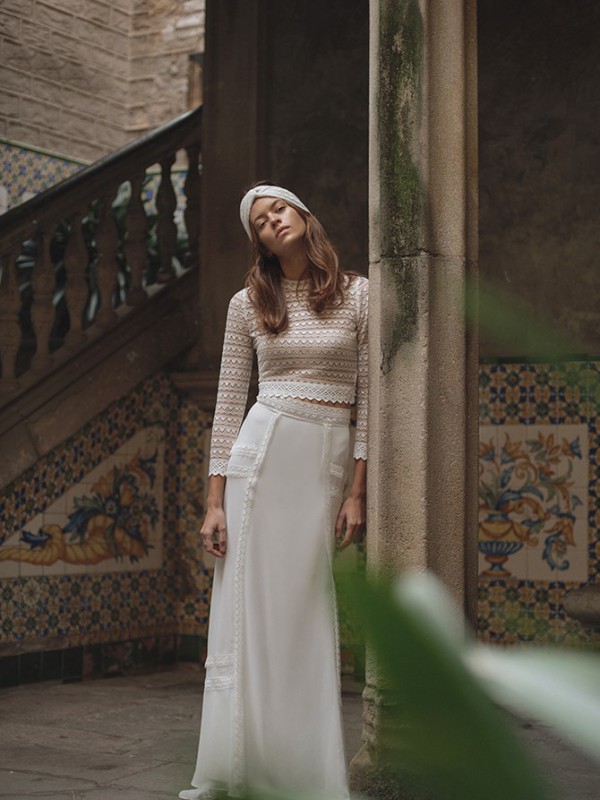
[124,173,149,306]
[156,154,177,283]
[95,190,119,327]
[30,230,56,373]
[0,248,23,393]
[63,210,90,349]
[184,143,201,270]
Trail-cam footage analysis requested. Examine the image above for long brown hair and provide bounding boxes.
[245,187,349,335]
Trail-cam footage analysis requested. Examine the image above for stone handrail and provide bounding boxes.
[0,105,202,403]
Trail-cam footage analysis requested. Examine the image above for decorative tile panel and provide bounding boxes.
[0,141,86,210]
[478,361,600,647]
[0,428,165,577]
[479,423,588,582]
[0,375,212,654]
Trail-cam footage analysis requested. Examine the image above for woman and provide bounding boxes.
[179,184,368,800]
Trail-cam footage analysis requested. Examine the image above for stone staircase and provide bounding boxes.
[0,106,203,490]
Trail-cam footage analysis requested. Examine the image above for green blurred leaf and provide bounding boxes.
[467,647,600,764]
[467,278,581,359]
[351,572,554,800]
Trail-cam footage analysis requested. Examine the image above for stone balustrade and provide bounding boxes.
[0,106,202,405]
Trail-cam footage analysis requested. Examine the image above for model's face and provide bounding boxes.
[250,197,307,256]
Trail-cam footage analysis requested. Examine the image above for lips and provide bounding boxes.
[276,226,290,239]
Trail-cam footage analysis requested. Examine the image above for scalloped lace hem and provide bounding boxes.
[258,379,355,405]
[353,442,368,461]
[209,458,228,476]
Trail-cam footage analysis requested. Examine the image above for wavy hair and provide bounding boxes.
[244,187,350,335]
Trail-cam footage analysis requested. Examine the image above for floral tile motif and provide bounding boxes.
[0,141,86,210]
[0,429,164,577]
[479,423,588,582]
[478,361,600,648]
[0,374,213,653]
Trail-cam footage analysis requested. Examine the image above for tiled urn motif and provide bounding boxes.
[479,424,587,582]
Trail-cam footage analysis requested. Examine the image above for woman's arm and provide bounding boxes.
[202,475,227,558]
[203,292,254,558]
[335,458,366,549]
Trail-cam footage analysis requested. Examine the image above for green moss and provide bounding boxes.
[378,0,424,257]
[377,1,424,361]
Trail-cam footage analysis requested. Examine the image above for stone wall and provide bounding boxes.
[264,0,369,274]
[0,0,204,163]
[478,0,600,358]
[130,0,205,134]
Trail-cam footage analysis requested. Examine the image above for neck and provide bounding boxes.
[278,249,310,281]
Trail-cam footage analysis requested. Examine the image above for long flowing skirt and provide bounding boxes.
[180,398,352,800]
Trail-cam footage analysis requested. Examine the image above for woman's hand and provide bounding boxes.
[202,475,227,558]
[201,507,227,557]
[335,458,366,550]
[335,494,366,550]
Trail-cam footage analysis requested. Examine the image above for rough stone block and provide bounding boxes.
[0,92,20,118]
[58,107,98,141]
[58,58,100,93]
[92,48,128,78]
[21,18,53,48]
[2,38,35,72]
[21,96,60,129]
[6,119,41,145]
[72,17,128,56]
[79,0,111,26]
[38,129,98,162]
[109,7,130,34]
[95,119,125,148]
[50,31,86,60]
[46,0,84,14]
[30,49,65,79]
[66,138,107,163]
[0,0,33,15]
[0,65,31,94]
[183,0,204,13]
[175,13,203,29]
[0,9,21,40]
[130,33,149,57]
[34,2,74,33]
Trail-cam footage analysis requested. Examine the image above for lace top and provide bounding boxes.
[209,275,368,475]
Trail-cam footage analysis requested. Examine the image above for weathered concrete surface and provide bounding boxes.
[1,666,599,800]
[353,0,479,795]
[478,0,600,357]
[0,665,363,800]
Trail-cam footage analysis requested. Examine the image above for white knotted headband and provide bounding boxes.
[239,185,310,239]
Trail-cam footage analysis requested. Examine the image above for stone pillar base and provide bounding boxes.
[350,742,436,800]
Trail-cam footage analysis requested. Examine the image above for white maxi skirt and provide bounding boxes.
[180,397,352,800]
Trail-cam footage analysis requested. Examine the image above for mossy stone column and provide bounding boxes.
[349,1,478,796]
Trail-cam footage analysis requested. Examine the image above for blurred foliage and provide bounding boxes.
[202,568,598,800]
[466,278,582,360]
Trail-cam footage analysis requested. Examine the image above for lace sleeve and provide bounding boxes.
[209,291,254,475]
[353,277,368,461]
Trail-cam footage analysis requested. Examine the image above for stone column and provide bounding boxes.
[349,0,478,796]
[197,0,266,375]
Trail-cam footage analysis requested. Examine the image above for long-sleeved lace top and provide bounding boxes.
[209,275,368,475]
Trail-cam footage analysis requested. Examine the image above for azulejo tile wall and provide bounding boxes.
[0,374,212,662]
[0,141,86,210]
[478,361,600,645]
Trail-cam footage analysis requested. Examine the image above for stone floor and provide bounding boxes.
[1,664,598,800]
[0,665,362,800]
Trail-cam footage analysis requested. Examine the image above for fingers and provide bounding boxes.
[336,519,365,550]
[335,509,345,537]
[201,523,227,559]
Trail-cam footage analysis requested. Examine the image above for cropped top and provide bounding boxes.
[209,275,368,475]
